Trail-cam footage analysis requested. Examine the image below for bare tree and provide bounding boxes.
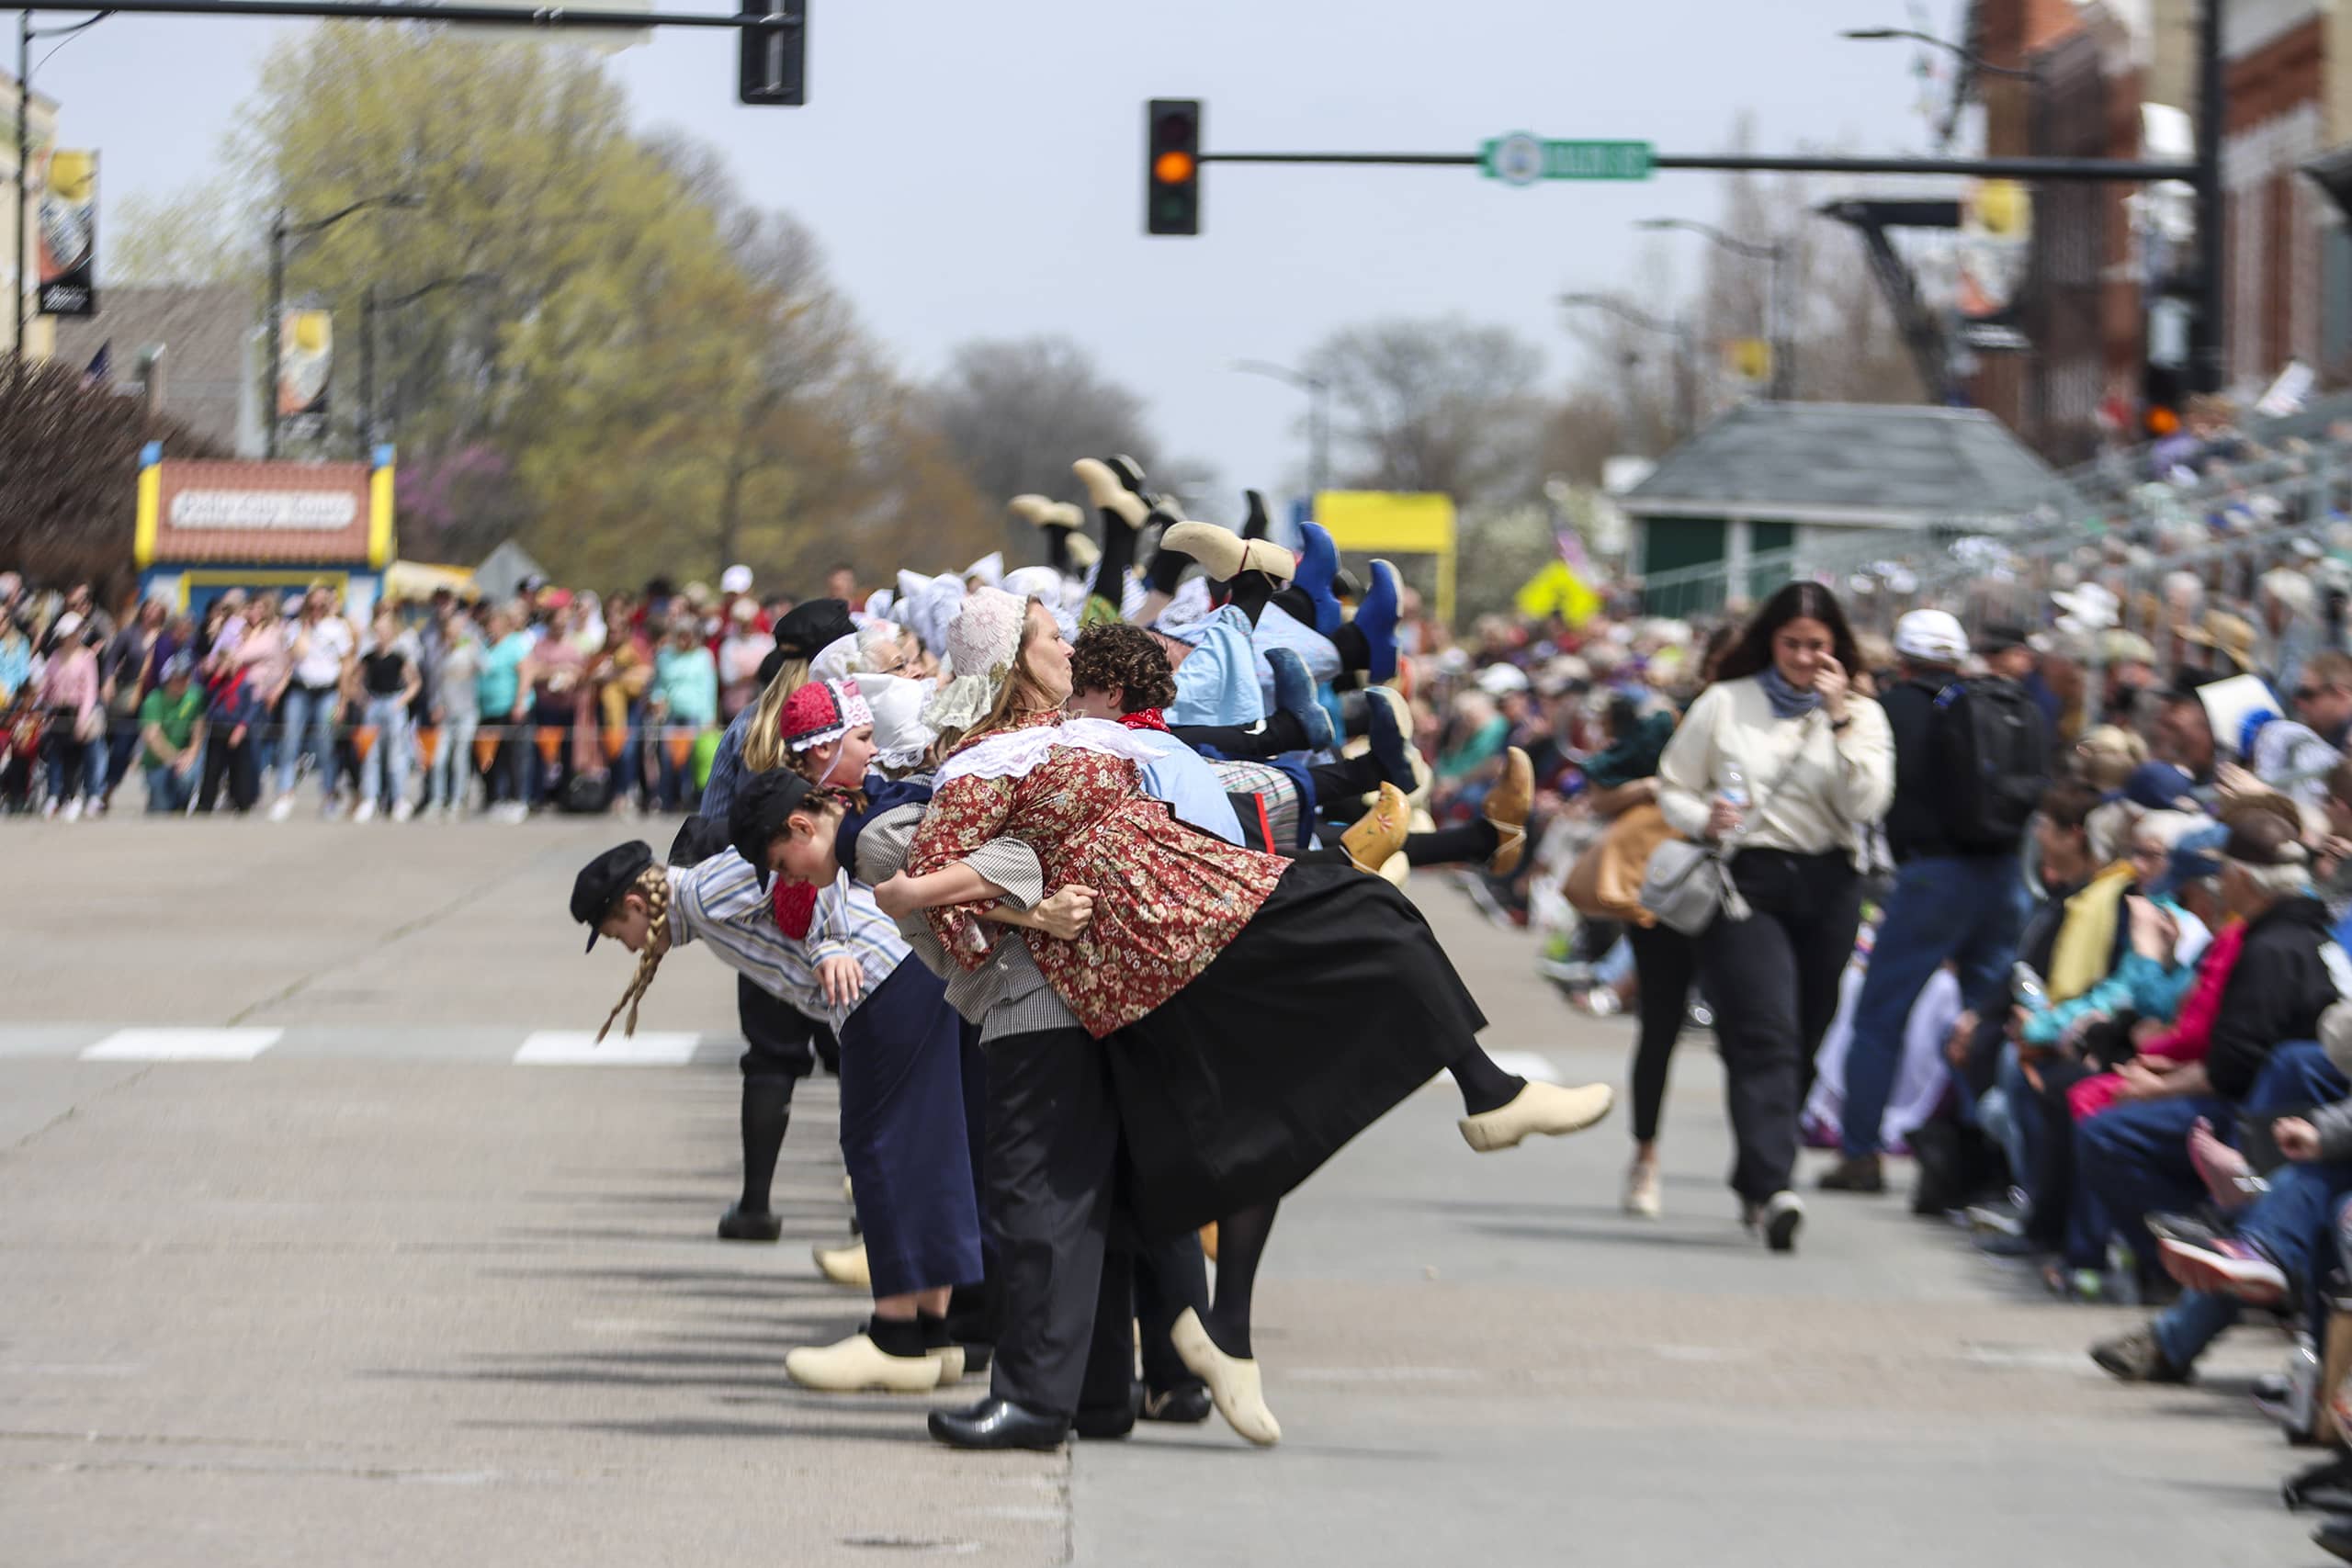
[1299,315,1547,507]
[925,335,1169,552]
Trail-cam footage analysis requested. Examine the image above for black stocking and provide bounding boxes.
[1307,752,1385,803]
[1329,621,1371,674]
[1091,508,1141,612]
[1242,490,1272,540]
[1174,709,1312,760]
[1145,538,1189,597]
[1270,584,1315,625]
[1225,573,1276,627]
[1206,1201,1278,1359]
[1448,1046,1526,1117]
[738,1076,795,1214]
[1404,820,1499,867]
[1042,525,1072,575]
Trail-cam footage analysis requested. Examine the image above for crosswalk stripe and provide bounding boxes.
[80,1028,283,1062]
[513,1030,704,1066]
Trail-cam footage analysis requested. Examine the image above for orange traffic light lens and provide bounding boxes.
[1154,151,1196,185]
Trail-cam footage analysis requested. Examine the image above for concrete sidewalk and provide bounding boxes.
[0,818,2324,1566]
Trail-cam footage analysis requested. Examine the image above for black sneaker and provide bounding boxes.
[2089,1325,2194,1383]
[2316,1517,2352,1563]
[1762,1190,1804,1253]
[1817,1156,1885,1194]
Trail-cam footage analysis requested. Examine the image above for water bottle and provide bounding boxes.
[1720,758,1748,811]
[2012,962,2049,1011]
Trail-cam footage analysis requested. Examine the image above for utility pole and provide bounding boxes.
[265,191,421,458]
[2190,0,2226,394]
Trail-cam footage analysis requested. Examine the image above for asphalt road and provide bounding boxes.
[0,816,2331,1566]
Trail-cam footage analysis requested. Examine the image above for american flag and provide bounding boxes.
[81,343,111,389]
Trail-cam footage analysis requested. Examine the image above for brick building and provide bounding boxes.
[2219,0,2351,386]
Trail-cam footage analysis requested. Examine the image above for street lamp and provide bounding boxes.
[1635,216,1793,400]
[1842,26,2038,152]
[1230,358,1331,502]
[1559,291,1697,443]
[357,272,497,459]
[1838,27,2037,79]
[266,191,424,457]
[11,8,109,368]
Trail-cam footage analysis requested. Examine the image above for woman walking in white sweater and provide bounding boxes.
[1657,582,1895,1253]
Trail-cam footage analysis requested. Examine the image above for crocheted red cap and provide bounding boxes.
[777,677,875,753]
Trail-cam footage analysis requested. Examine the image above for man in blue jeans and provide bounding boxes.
[1823,611,2044,1192]
[2075,812,2348,1303]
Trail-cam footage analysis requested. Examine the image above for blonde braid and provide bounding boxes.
[596,866,673,1043]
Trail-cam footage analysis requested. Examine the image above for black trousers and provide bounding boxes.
[1080,1231,1209,1411]
[198,729,260,813]
[1624,920,1700,1145]
[983,1024,1121,1418]
[737,973,816,1078]
[1698,850,1861,1203]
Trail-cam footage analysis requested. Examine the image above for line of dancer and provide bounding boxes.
[567,454,1611,1450]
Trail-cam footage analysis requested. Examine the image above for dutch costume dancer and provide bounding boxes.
[571,684,1069,1395]
[876,587,1616,1447]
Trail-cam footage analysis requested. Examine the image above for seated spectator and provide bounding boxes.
[2076,810,2349,1302]
[138,654,207,814]
[2096,999,2352,1385]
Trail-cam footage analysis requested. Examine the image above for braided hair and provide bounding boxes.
[596,865,673,1043]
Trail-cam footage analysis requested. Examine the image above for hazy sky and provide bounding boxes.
[40,0,1962,514]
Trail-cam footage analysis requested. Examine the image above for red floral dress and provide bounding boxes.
[908,713,1287,1037]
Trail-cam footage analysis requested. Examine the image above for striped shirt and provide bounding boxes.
[665,851,908,1032]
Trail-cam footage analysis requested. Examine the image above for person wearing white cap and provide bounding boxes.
[1820,608,2050,1195]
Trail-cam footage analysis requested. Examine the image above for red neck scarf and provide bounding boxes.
[1118,708,1170,733]
[771,879,820,940]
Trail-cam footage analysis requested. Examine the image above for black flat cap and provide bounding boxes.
[573,840,654,952]
[772,598,855,661]
[729,770,815,889]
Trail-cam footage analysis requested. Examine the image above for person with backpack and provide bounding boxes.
[1820,610,2049,1194]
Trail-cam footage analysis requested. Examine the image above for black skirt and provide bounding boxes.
[1107,859,1487,1236]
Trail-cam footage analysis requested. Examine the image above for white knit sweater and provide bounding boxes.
[1656,675,1894,864]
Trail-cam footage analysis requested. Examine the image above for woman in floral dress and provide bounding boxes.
[882,587,1616,1443]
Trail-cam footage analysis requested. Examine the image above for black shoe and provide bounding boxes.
[2316,1517,2352,1563]
[928,1397,1069,1451]
[2088,1325,2194,1384]
[716,1203,782,1242]
[1817,1156,1884,1194]
[1073,1404,1136,1440]
[1139,1382,1212,1425]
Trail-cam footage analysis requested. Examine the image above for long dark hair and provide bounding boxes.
[1713,581,1862,685]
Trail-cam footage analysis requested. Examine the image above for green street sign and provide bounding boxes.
[1482,133,1653,186]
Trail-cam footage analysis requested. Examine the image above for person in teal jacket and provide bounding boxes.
[2019,810,2211,1049]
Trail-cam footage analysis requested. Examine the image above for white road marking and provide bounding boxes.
[80,1028,281,1062]
[513,1030,702,1066]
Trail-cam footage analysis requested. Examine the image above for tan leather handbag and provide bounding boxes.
[1565,801,1678,927]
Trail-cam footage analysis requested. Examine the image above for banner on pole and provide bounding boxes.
[35,149,96,318]
[277,308,333,436]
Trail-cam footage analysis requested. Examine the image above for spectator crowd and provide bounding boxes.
[0,564,881,823]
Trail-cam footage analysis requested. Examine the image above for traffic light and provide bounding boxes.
[738,0,806,107]
[1146,98,1201,236]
